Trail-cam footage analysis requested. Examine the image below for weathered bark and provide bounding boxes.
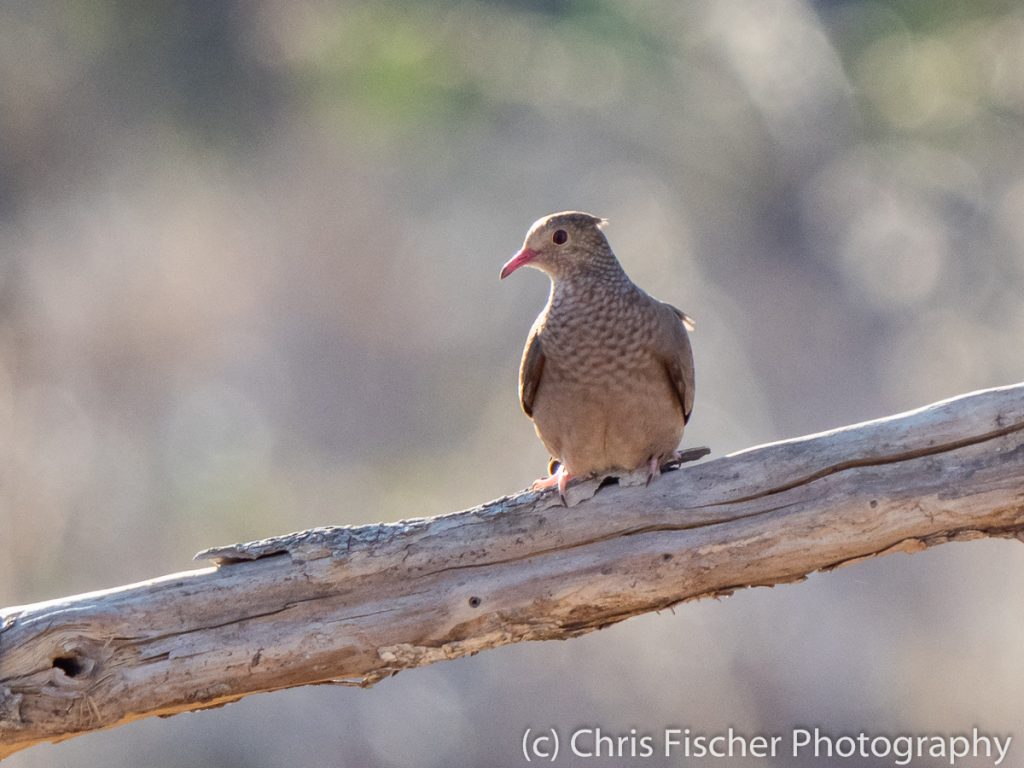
[2,383,1024,759]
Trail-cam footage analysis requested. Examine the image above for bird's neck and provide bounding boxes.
[549,259,631,295]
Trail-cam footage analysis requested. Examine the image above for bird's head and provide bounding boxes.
[500,211,619,281]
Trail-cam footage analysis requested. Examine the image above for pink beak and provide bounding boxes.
[499,247,538,279]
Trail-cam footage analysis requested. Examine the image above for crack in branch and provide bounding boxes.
[710,418,1024,507]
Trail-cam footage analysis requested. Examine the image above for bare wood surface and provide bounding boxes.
[2,383,1024,759]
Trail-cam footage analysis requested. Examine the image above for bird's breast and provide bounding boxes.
[541,301,659,384]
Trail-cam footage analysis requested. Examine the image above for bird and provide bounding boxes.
[500,211,695,499]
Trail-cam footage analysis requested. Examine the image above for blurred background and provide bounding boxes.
[2,0,1023,765]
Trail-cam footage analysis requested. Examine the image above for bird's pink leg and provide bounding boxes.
[645,456,662,487]
[531,464,572,497]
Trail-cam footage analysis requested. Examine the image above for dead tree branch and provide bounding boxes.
[2,383,1024,759]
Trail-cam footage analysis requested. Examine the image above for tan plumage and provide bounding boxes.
[500,211,695,495]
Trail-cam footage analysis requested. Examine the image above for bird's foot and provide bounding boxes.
[531,473,561,490]
[662,446,712,471]
[644,447,711,486]
[531,464,572,504]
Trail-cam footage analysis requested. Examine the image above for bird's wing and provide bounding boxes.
[657,303,696,424]
[519,322,546,418]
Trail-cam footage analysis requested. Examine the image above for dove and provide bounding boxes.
[500,211,695,498]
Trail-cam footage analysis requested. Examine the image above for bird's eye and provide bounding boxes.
[552,229,568,245]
